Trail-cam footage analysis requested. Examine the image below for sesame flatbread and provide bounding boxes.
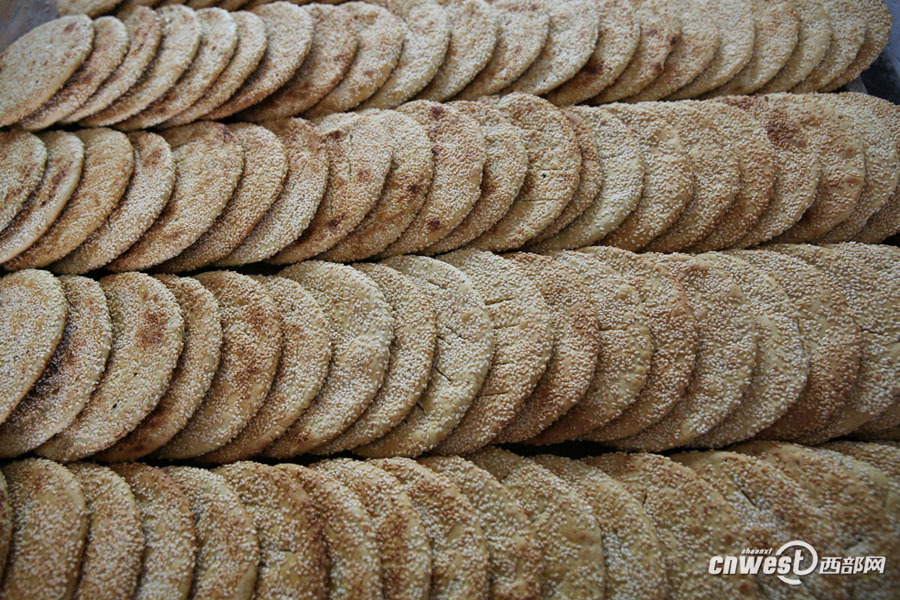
[854,99,900,244]
[160,123,287,272]
[239,4,358,119]
[494,252,599,443]
[0,469,8,583]
[417,0,497,101]
[6,128,133,270]
[381,100,486,256]
[269,113,392,263]
[206,2,313,119]
[117,7,238,129]
[824,0,893,91]
[547,0,640,105]
[110,463,196,600]
[51,131,175,274]
[37,273,183,462]
[0,16,94,127]
[457,0,548,98]
[97,274,222,462]
[0,269,66,425]
[156,271,280,460]
[200,276,331,463]
[66,463,143,600]
[823,441,900,484]
[792,0,866,92]
[758,0,832,93]
[162,10,266,126]
[580,246,697,442]
[531,106,643,251]
[0,459,88,600]
[472,94,580,251]
[423,100,525,254]
[322,109,433,262]
[0,131,84,265]
[599,104,692,251]
[57,0,121,16]
[18,16,129,131]
[316,263,434,455]
[164,467,259,600]
[108,122,243,271]
[264,261,393,456]
[433,249,552,454]
[0,131,46,233]
[357,256,493,458]
[305,2,405,117]
[82,5,201,126]
[215,118,327,266]
[0,276,111,459]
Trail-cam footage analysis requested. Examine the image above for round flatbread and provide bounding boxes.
[689,101,776,252]
[216,462,329,599]
[82,5,202,126]
[381,100,486,256]
[200,276,331,463]
[0,276,110,459]
[359,0,450,108]
[52,131,174,274]
[587,452,755,599]
[457,0,549,98]
[67,463,143,600]
[263,262,393,457]
[111,463,196,600]
[580,247,697,442]
[642,102,739,252]
[531,250,652,444]
[163,10,267,126]
[278,464,381,600]
[164,467,259,600]
[108,122,243,271]
[62,7,163,124]
[0,269,66,425]
[0,131,47,233]
[156,271,280,460]
[433,250,552,454]
[668,0,755,99]
[591,0,680,103]
[0,469,9,585]
[824,0,893,91]
[418,0,497,101]
[160,123,286,272]
[0,16,94,127]
[532,106,643,251]
[533,455,667,600]
[707,0,799,96]
[0,131,84,265]
[371,457,490,599]
[547,0,640,105]
[824,441,900,484]
[0,459,89,600]
[357,256,493,458]
[599,104,692,251]
[118,7,238,129]
[305,2,405,117]
[205,2,313,119]
[688,254,808,447]
[315,459,432,600]
[36,273,182,463]
[18,16,129,131]
[472,94,580,251]
[270,114,392,263]
[854,99,900,244]
[316,264,434,455]
[792,0,866,92]
[470,449,606,599]
[419,456,542,600]
[423,100,525,255]
[494,253,599,443]
[57,0,120,16]
[97,275,221,462]
[321,109,434,262]
[240,4,358,119]
[733,249,860,441]
[215,118,327,266]
[6,128,133,270]
[758,0,832,93]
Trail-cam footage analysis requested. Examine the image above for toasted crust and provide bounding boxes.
[853,99,900,244]
[0,131,46,233]
[823,0,893,91]
[758,0,831,93]
[792,0,865,92]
